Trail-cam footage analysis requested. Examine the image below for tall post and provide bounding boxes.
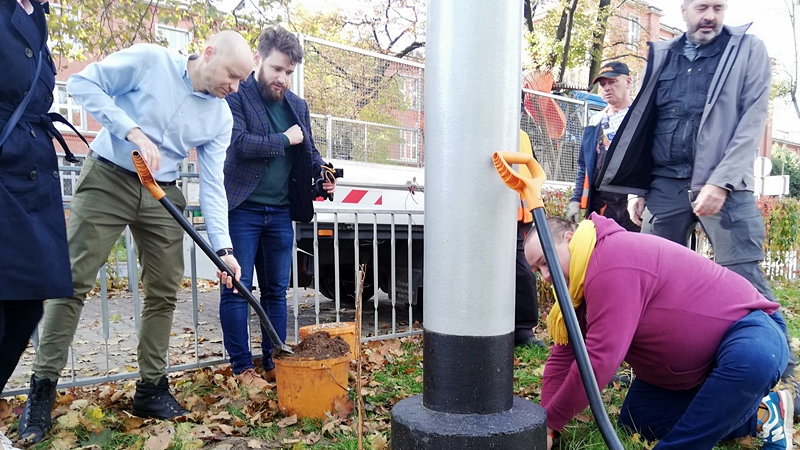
[390,1,546,448]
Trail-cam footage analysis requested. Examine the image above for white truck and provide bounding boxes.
[293,155,426,307]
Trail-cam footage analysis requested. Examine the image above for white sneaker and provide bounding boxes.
[0,431,20,450]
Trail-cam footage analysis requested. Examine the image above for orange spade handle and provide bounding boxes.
[492,151,546,210]
[131,151,166,201]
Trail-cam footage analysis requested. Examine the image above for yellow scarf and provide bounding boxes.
[546,220,597,345]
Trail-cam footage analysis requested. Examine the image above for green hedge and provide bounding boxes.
[758,196,800,279]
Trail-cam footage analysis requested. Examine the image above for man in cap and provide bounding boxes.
[566,61,638,232]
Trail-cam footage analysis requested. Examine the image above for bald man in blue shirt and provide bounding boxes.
[19,31,253,445]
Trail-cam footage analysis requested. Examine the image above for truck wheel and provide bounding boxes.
[319,270,375,305]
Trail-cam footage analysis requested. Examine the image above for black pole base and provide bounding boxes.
[391,395,546,449]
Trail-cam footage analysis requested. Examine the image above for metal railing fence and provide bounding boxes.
[4,170,422,395]
[310,114,422,166]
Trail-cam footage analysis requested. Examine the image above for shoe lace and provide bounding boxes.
[26,381,53,428]
[151,388,185,414]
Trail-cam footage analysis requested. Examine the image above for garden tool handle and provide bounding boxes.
[131,150,166,201]
[492,151,546,210]
[130,151,293,355]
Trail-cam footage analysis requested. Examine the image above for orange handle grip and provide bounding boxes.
[131,150,166,201]
[492,151,546,210]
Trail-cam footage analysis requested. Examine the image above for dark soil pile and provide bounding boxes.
[284,331,349,360]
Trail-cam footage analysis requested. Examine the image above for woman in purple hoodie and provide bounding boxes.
[524,214,792,450]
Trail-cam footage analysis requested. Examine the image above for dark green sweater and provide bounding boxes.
[245,99,297,206]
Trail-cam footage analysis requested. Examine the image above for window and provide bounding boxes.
[58,154,85,201]
[627,15,642,50]
[157,24,191,54]
[399,74,422,111]
[397,129,419,163]
[50,82,87,131]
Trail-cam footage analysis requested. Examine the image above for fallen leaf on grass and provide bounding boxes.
[574,412,592,423]
[47,430,79,450]
[369,433,389,450]
[277,414,298,427]
[145,431,172,450]
[56,410,81,428]
[303,432,321,445]
[121,415,144,432]
[333,396,354,417]
[0,400,10,421]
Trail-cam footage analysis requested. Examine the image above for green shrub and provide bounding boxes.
[757,196,800,279]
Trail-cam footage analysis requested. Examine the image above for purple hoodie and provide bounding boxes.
[541,214,780,431]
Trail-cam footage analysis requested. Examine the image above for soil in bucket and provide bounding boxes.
[275,331,351,419]
[299,322,357,358]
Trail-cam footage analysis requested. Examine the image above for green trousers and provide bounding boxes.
[32,156,186,383]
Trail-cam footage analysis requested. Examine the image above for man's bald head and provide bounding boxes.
[191,30,253,98]
[206,30,252,64]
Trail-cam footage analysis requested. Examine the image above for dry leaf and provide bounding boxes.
[0,400,11,421]
[121,415,144,432]
[145,432,172,450]
[333,396,354,417]
[303,432,321,445]
[56,411,81,428]
[47,431,79,450]
[70,399,89,410]
[369,433,389,450]
[277,414,298,428]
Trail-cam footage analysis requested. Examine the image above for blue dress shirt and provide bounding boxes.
[67,43,233,250]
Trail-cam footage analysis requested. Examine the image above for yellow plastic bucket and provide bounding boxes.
[299,322,357,358]
[274,354,350,419]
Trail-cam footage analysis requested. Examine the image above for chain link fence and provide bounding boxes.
[299,35,425,167]
[521,88,587,185]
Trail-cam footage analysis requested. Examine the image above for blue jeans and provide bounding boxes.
[619,311,789,449]
[219,203,293,374]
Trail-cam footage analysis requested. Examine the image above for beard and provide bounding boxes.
[688,19,721,44]
[256,71,286,102]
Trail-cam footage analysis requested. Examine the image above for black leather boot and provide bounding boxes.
[131,376,188,419]
[18,375,57,445]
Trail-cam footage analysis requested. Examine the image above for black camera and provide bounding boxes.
[315,162,343,201]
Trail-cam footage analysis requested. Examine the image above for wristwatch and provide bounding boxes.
[216,248,234,257]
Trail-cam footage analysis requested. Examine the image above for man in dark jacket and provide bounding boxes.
[566,61,638,232]
[599,0,776,305]
[219,27,335,393]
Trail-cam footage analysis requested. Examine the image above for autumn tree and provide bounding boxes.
[345,0,426,59]
[46,0,286,68]
[278,2,425,165]
[586,0,613,88]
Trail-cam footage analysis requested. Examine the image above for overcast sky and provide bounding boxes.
[649,0,799,136]
[650,0,794,64]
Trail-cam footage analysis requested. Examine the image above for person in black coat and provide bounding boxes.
[0,0,81,446]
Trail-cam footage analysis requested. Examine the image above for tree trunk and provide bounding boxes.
[524,0,537,33]
[556,0,580,83]
[547,2,571,68]
[587,0,612,89]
